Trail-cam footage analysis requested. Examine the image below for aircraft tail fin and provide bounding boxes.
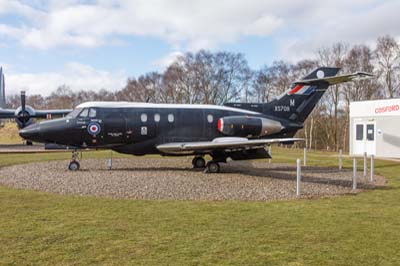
[261,67,340,123]
[225,67,372,124]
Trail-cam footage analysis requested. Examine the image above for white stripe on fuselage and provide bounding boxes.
[76,101,261,115]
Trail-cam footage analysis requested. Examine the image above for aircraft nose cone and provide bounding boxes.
[19,124,41,141]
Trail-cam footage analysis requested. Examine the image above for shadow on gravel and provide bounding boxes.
[222,164,384,190]
[104,167,193,172]
[83,160,385,190]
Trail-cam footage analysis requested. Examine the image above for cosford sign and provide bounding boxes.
[375,104,400,114]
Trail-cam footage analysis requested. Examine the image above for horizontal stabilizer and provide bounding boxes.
[295,72,373,85]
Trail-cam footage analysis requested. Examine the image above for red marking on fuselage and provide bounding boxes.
[288,85,304,95]
[217,118,222,132]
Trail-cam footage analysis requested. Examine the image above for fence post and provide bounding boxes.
[296,159,301,197]
[303,148,307,166]
[339,149,342,171]
[363,152,367,178]
[370,155,374,182]
[268,146,272,163]
[107,150,113,170]
[353,157,357,190]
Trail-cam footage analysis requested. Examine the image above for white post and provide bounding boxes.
[303,148,307,167]
[296,159,301,197]
[353,157,357,190]
[370,155,374,182]
[268,145,272,163]
[339,149,342,171]
[363,152,367,178]
[107,150,113,170]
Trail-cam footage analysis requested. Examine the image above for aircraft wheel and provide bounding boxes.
[205,161,220,173]
[68,161,80,171]
[192,156,206,168]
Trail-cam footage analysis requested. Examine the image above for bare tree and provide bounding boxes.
[317,43,348,151]
[375,35,400,98]
[253,66,274,103]
[268,61,293,96]
[46,85,76,109]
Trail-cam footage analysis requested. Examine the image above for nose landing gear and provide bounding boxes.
[68,150,81,171]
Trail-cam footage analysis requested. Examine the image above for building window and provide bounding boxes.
[154,113,160,122]
[141,113,147,122]
[207,114,213,123]
[168,114,174,123]
[367,124,374,141]
[356,124,363,141]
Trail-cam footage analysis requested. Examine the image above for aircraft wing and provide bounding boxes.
[295,72,373,85]
[156,137,303,155]
[0,108,72,119]
[0,108,16,119]
[34,109,72,118]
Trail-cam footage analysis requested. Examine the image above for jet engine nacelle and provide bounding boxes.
[14,105,35,128]
[217,116,283,137]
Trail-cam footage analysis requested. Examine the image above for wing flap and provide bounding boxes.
[157,137,303,154]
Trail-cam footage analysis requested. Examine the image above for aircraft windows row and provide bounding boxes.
[140,113,174,123]
[138,113,213,123]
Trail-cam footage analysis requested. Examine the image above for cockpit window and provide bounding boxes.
[88,108,97,118]
[66,108,82,118]
[79,108,89,118]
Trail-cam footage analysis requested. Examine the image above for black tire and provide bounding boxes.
[68,161,80,171]
[205,161,220,173]
[192,157,206,168]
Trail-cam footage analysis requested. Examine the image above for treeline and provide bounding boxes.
[7,35,400,151]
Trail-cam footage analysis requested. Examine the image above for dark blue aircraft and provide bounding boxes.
[19,67,372,173]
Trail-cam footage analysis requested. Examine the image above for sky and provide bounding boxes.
[0,0,399,96]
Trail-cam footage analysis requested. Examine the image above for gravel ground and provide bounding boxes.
[0,157,385,201]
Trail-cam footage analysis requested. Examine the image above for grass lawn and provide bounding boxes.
[0,147,399,265]
[0,122,24,144]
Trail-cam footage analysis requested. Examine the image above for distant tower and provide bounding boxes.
[0,67,5,108]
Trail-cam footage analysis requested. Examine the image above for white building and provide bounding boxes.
[350,98,400,158]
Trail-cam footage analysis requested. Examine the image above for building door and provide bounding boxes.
[354,122,376,155]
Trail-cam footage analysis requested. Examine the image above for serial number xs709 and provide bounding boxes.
[274,105,291,112]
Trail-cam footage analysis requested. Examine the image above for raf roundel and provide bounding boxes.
[87,122,101,136]
[316,70,325,79]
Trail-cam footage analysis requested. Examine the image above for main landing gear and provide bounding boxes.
[191,156,223,174]
[192,156,206,169]
[205,161,220,174]
[68,150,81,171]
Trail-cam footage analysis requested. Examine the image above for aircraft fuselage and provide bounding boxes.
[20,102,297,155]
